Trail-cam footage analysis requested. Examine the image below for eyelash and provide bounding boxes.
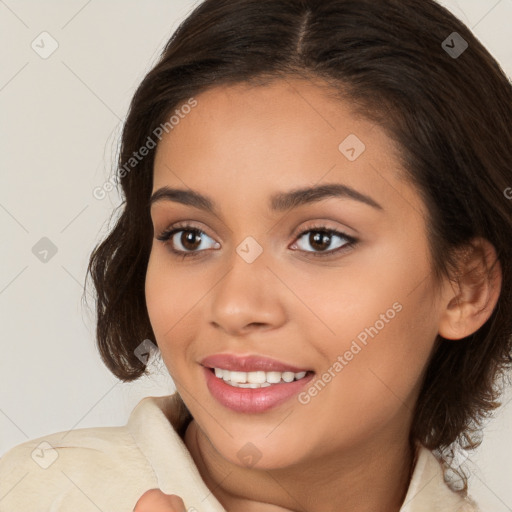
[156,221,358,260]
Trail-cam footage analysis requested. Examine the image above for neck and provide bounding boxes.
[184,419,416,512]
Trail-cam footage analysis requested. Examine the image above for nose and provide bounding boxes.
[207,244,287,336]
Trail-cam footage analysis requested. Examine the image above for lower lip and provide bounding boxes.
[202,366,315,413]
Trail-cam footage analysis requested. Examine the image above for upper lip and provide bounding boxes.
[200,353,311,373]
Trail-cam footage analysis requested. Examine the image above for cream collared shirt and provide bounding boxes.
[0,394,482,511]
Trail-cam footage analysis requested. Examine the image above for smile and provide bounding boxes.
[203,366,315,413]
[213,368,309,388]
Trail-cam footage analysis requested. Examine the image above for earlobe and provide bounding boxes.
[437,237,502,341]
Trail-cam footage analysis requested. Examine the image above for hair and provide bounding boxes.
[85,0,512,492]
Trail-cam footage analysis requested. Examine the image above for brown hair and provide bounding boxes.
[85,0,512,489]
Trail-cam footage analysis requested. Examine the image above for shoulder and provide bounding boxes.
[0,425,158,512]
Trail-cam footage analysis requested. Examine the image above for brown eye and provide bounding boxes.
[179,230,203,251]
[293,227,355,255]
[156,224,220,257]
[308,231,333,252]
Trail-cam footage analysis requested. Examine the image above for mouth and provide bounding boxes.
[207,367,314,388]
[200,355,316,413]
[200,353,312,373]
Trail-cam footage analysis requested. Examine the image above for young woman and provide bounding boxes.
[1,1,511,511]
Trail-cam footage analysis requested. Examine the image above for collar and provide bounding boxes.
[127,394,479,512]
[127,394,225,511]
[400,442,479,511]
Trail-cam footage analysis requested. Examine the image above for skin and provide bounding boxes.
[133,489,185,511]
[143,77,502,512]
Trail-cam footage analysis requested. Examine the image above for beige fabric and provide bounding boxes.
[0,394,482,511]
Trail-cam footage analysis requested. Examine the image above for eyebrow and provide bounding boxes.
[149,183,383,214]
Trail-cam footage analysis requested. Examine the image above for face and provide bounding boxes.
[145,78,443,469]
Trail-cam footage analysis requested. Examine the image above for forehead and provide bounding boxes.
[151,78,416,218]
[155,78,381,161]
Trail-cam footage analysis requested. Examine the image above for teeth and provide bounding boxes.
[247,371,266,384]
[266,371,282,384]
[229,371,248,383]
[282,372,295,383]
[212,368,309,387]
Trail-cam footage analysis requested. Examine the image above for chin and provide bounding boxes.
[205,429,311,471]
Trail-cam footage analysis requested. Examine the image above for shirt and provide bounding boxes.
[0,393,482,511]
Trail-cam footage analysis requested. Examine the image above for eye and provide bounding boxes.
[156,222,220,258]
[156,222,358,259]
[290,224,357,257]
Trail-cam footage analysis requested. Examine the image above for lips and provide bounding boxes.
[200,353,312,373]
[202,366,315,413]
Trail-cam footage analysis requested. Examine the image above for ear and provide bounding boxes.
[438,237,502,340]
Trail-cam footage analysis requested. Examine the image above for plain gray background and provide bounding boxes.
[1,0,511,510]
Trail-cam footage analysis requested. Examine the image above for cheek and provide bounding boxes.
[145,248,192,328]
[293,325,435,454]
[144,249,208,368]
[145,251,187,353]
[302,285,438,440]
[348,306,436,398]
[291,244,438,429]
[145,250,170,331]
